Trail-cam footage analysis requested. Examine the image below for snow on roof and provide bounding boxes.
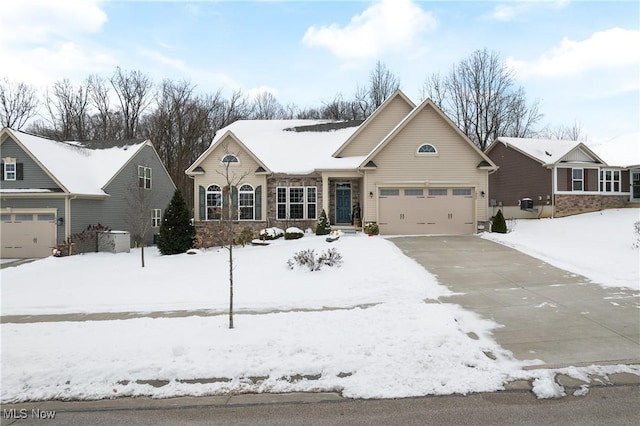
[586,132,640,168]
[210,120,363,174]
[6,129,145,196]
[496,137,584,164]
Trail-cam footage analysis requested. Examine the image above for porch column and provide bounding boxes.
[322,173,330,216]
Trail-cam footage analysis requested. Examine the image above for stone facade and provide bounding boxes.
[194,220,267,248]
[555,194,630,217]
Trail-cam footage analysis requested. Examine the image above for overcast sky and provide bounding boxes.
[1,0,638,141]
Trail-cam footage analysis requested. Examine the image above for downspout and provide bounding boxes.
[64,195,77,242]
[551,166,555,219]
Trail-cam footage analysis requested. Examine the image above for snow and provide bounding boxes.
[482,208,640,290]
[587,132,640,167]
[2,210,639,402]
[5,129,146,196]
[206,120,364,174]
[495,137,587,164]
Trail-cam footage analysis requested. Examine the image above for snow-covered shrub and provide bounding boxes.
[287,248,343,271]
[284,227,304,240]
[259,227,284,240]
[315,209,331,235]
[633,221,640,249]
[363,222,379,235]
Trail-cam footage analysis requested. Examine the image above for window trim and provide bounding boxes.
[206,184,223,220]
[152,209,162,227]
[138,165,152,189]
[238,183,254,221]
[600,169,621,193]
[417,143,437,155]
[572,168,583,191]
[276,186,317,220]
[4,161,16,181]
[221,154,239,164]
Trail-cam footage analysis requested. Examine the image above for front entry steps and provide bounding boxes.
[333,225,361,235]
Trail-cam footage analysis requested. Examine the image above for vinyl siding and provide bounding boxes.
[487,142,552,207]
[71,145,175,246]
[362,105,490,222]
[338,96,414,157]
[192,136,267,221]
[0,137,61,190]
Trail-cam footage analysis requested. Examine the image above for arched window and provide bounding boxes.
[221,154,239,164]
[417,143,437,154]
[206,184,222,220]
[238,184,254,220]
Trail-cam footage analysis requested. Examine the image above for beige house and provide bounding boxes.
[185,90,497,239]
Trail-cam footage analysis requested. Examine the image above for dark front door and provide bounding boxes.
[336,183,352,224]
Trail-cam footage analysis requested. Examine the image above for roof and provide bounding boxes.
[2,128,148,196]
[492,137,604,165]
[586,132,640,168]
[200,120,364,174]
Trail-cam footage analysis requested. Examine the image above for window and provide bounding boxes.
[452,188,472,196]
[221,154,239,164]
[417,144,437,154]
[404,189,424,196]
[276,186,317,220]
[206,184,222,220]
[138,166,152,189]
[428,188,448,196]
[4,161,16,181]
[379,189,400,197]
[239,184,254,220]
[37,214,55,221]
[572,168,583,191]
[600,170,621,193]
[152,209,161,227]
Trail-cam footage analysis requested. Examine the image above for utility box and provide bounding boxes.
[520,198,533,210]
[98,231,131,254]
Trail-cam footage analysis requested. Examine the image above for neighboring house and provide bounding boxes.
[185,90,497,241]
[0,128,176,258]
[587,132,640,203]
[486,135,638,219]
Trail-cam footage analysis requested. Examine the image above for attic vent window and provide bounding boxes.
[221,154,239,164]
[417,144,437,154]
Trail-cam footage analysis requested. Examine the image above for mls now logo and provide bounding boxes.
[3,409,56,419]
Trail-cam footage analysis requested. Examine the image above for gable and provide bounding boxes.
[196,133,263,184]
[559,146,602,164]
[334,91,415,158]
[368,104,492,177]
[0,134,63,192]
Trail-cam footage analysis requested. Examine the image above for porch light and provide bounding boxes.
[57,217,64,226]
[369,191,374,198]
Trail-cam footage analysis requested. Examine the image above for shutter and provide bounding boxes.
[16,163,24,180]
[0,163,3,181]
[584,169,588,191]
[199,185,205,220]
[232,186,238,219]
[567,169,573,192]
[255,185,262,220]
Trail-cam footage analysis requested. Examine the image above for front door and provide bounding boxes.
[335,183,352,224]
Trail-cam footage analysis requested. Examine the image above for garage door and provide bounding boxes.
[0,213,57,258]
[378,188,474,235]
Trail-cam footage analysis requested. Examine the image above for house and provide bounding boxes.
[185,90,497,241]
[0,128,176,258]
[486,135,638,219]
[587,132,640,202]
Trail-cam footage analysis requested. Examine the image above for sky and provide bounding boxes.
[1,0,638,141]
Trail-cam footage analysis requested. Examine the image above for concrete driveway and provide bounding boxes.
[391,236,640,369]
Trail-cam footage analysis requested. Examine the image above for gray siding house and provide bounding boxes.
[0,128,176,258]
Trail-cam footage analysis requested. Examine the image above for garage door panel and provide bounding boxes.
[1,213,57,258]
[379,188,474,235]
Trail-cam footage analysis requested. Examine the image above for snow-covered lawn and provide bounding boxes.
[482,208,640,291]
[1,209,639,402]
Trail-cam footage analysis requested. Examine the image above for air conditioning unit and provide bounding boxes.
[520,198,533,210]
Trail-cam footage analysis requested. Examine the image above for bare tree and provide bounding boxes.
[536,120,586,141]
[251,91,284,119]
[422,49,543,150]
[110,67,153,139]
[44,79,91,140]
[123,178,157,268]
[216,143,251,329]
[0,78,38,129]
[87,74,122,140]
[368,60,400,110]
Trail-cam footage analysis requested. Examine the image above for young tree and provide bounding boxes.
[158,189,195,255]
[216,144,251,329]
[492,209,507,234]
[0,78,38,130]
[422,49,542,150]
[124,180,157,267]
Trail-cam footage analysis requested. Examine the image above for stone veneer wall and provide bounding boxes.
[554,194,629,217]
[194,221,267,248]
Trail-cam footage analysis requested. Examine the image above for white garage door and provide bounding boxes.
[378,188,474,235]
[0,213,57,258]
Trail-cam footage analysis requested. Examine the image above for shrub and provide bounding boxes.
[284,227,304,240]
[363,222,379,235]
[492,209,507,233]
[287,248,343,271]
[259,227,284,240]
[158,190,195,255]
[315,209,331,235]
[633,221,640,248]
[237,227,255,247]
